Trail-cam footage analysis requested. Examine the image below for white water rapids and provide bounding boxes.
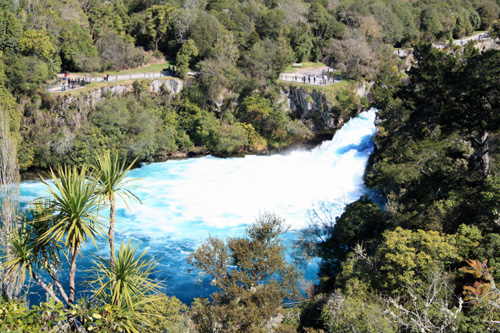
[20,108,377,303]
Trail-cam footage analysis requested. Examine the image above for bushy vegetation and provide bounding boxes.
[297,45,500,331]
[15,86,315,171]
[0,0,496,172]
[1,0,500,330]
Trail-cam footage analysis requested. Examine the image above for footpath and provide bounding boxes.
[396,32,491,57]
[279,65,339,86]
[47,68,184,92]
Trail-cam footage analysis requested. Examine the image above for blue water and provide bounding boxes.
[20,109,377,304]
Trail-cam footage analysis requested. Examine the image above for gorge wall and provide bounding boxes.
[57,78,183,111]
[279,82,372,134]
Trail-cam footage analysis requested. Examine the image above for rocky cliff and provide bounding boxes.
[280,82,372,133]
[59,78,183,110]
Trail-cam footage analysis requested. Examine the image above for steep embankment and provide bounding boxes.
[20,77,373,178]
[279,81,373,137]
[51,78,183,108]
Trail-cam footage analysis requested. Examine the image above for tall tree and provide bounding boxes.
[188,213,302,331]
[323,37,380,80]
[176,39,198,78]
[145,4,175,52]
[41,165,105,306]
[1,199,67,305]
[90,151,140,266]
[0,108,21,300]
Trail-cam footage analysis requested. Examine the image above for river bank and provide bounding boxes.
[19,130,337,181]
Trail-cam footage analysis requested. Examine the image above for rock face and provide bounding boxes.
[355,81,373,98]
[150,79,183,94]
[475,39,500,52]
[280,86,340,132]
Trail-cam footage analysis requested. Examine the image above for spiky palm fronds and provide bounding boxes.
[88,240,163,331]
[90,151,141,266]
[40,164,106,249]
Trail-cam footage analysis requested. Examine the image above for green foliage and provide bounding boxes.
[176,39,198,78]
[378,227,460,294]
[0,58,20,135]
[209,122,249,155]
[308,2,344,41]
[41,164,104,249]
[189,11,224,59]
[149,295,189,332]
[188,213,302,332]
[88,2,126,40]
[256,9,285,40]
[289,22,313,62]
[0,299,66,331]
[71,125,109,167]
[369,46,500,233]
[145,4,175,51]
[420,6,446,40]
[89,95,175,161]
[59,22,98,71]
[369,2,404,44]
[321,290,396,333]
[306,196,390,292]
[237,122,267,151]
[0,7,21,55]
[238,94,274,133]
[19,29,60,76]
[88,240,163,330]
[5,56,50,96]
[477,2,500,30]
[236,93,295,148]
[19,30,56,62]
[0,297,184,333]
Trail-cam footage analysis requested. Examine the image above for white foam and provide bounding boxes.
[21,109,377,240]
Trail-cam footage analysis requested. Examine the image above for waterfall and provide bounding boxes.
[20,108,377,303]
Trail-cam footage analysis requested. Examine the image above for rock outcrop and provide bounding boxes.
[59,78,183,110]
[280,86,340,132]
[150,79,183,95]
[355,81,373,98]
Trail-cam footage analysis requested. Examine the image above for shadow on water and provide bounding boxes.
[334,134,374,155]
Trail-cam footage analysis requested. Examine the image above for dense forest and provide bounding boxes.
[0,0,499,172]
[296,43,500,332]
[0,0,500,330]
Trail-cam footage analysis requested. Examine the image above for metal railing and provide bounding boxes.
[279,74,342,86]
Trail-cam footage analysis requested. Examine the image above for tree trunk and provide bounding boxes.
[43,248,69,304]
[109,194,116,267]
[68,242,79,306]
[0,111,21,301]
[481,131,490,179]
[27,265,64,305]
